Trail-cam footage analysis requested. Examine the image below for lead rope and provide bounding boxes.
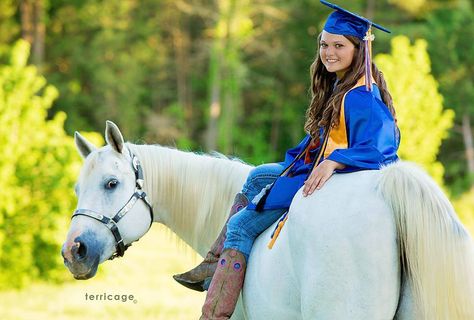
[268,131,331,249]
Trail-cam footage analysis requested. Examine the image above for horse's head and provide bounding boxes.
[62,121,154,279]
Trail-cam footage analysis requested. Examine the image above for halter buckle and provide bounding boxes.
[132,155,139,172]
[106,220,116,228]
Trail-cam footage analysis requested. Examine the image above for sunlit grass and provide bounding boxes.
[0,225,205,319]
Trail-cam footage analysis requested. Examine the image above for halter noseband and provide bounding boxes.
[71,150,154,260]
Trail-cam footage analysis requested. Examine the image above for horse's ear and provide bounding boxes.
[105,120,125,154]
[75,131,97,158]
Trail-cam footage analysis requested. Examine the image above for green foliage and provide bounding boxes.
[453,187,474,234]
[0,0,18,45]
[424,4,474,194]
[0,0,470,293]
[375,36,454,184]
[47,0,165,137]
[0,40,82,289]
[388,0,427,16]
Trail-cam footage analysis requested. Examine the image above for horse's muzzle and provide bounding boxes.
[61,231,101,280]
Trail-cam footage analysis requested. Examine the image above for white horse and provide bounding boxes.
[62,121,474,320]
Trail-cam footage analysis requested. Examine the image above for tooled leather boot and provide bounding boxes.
[200,249,246,320]
[173,193,248,292]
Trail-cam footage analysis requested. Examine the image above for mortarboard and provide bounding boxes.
[320,0,391,91]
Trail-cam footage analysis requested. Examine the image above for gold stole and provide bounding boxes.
[324,76,374,158]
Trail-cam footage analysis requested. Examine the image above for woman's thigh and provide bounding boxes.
[226,207,286,243]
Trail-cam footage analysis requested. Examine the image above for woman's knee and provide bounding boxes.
[243,163,284,197]
[247,163,283,181]
[227,213,246,234]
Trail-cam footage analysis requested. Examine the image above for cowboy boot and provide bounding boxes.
[173,193,248,292]
[200,249,246,320]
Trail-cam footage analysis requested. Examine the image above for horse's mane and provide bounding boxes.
[126,143,252,254]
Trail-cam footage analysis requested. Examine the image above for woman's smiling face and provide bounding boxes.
[319,30,356,79]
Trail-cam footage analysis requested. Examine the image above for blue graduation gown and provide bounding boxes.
[247,84,400,211]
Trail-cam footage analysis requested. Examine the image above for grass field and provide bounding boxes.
[0,225,205,320]
[1,214,471,320]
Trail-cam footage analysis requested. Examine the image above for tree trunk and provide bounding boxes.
[365,0,375,19]
[20,0,45,67]
[33,0,45,66]
[172,17,193,136]
[205,42,222,151]
[462,112,474,175]
[20,0,34,43]
[219,0,237,154]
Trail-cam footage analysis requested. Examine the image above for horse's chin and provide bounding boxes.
[69,256,100,280]
[73,267,98,280]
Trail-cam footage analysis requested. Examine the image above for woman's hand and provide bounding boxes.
[302,160,345,197]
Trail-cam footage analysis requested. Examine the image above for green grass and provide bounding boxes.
[0,225,205,319]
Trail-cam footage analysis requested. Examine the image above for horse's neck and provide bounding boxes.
[128,144,251,256]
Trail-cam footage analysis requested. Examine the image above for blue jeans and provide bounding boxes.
[224,163,287,261]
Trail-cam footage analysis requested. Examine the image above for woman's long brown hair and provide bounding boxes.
[304,34,396,139]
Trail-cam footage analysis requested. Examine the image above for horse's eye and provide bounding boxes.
[105,179,119,190]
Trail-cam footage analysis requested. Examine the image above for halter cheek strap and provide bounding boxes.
[71,151,154,260]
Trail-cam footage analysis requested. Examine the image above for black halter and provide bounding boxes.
[71,150,154,260]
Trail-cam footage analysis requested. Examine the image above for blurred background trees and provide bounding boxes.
[0,40,79,288]
[0,0,473,289]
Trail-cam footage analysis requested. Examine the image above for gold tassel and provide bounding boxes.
[267,215,289,249]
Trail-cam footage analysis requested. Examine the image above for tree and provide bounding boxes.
[375,36,454,184]
[388,0,428,16]
[0,0,19,46]
[205,0,253,154]
[453,187,474,234]
[20,0,46,67]
[424,3,474,194]
[46,0,160,137]
[0,40,83,288]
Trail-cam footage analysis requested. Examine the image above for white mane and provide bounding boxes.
[126,143,252,255]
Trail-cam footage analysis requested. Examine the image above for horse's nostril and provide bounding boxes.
[72,241,87,261]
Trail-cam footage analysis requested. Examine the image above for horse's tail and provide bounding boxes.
[377,161,474,319]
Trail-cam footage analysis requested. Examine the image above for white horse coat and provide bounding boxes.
[65,122,474,320]
[243,170,400,319]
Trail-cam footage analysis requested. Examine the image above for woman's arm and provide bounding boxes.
[303,88,399,196]
[326,89,399,172]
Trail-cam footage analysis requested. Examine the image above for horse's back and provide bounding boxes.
[243,170,401,319]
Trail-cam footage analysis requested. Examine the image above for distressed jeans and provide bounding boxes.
[224,163,288,261]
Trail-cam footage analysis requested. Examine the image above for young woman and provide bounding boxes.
[174,1,400,318]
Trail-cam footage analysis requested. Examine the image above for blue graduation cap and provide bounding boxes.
[320,0,391,91]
